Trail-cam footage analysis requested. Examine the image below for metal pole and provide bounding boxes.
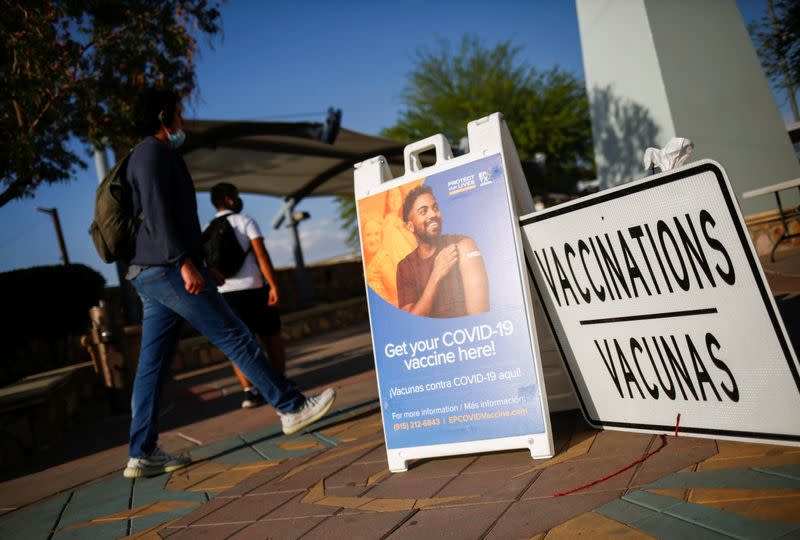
[289,215,307,270]
[285,205,314,307]
[35,207,70,264]
[273,198,314,306]
[94,146,111,180]
[50,208,69,265]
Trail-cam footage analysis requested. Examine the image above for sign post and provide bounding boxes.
[354,113,554,472]
[520,160,800,446]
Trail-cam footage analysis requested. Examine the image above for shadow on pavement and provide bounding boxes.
[0,323,375,482]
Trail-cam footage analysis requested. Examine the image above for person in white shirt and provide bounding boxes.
[208,182,288,409]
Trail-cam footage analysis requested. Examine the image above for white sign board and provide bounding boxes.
[354,113,554,472]
[520,160,800,445]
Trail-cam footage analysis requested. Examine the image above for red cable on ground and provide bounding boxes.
[553,413,682,497]
[553,434,667,497]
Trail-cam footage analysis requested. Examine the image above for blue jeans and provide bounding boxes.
[128,265,305,457]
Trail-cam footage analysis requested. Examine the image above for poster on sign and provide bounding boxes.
[355,114,553,472]
[520,160,800,446]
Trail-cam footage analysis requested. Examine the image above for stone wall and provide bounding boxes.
[0,362,102,468]
[105,258,367,323]
[272,261,366,311]
[0,259,369,468]
[120,297,369,374]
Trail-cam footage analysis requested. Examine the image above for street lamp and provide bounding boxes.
[36,207,70,265]
[272,201,315,306]
[288,210,312,306]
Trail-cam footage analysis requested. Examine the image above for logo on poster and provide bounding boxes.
[447,174,477,196]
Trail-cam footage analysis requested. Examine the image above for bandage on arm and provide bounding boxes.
[458,239,489,314]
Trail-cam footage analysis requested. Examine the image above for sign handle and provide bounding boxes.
[403,134,454,173]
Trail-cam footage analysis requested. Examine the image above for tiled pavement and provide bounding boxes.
[156,416,800,540]
[3,395,799,539]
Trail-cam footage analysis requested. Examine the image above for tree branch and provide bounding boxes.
[28,69,96,134]
[12,99,25,130]
[28,92,56,134]
[0,176,34,208]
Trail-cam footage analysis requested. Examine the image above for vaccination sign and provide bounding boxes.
[520,160,800,445]
[355,121,552,471]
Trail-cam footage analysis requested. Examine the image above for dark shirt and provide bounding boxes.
[125,137,204,268]
[396,235,467,318]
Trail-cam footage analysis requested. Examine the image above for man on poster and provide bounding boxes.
[396,185,489,318]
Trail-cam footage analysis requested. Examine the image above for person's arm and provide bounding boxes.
[251,237,280,306]
[457,237,489,314]
[399,245,458,316]
[180,259,205,294]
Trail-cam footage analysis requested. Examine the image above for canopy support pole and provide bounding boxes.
[273,198,314,307]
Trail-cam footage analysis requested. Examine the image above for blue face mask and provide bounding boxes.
[167,129,186,149]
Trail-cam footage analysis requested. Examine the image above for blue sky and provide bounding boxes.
[0,0,785,286]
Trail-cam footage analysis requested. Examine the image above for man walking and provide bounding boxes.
[205,182,289,409]
[122,88,335,479]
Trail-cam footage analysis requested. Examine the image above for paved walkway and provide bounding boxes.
[3,395,799,539]
[0,247,798,539]
[2,322,799,539]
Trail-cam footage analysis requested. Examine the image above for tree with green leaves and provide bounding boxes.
[0,0,223,208]
[749,0,800,122]
[384,36,594,189]
[337,35,594,248]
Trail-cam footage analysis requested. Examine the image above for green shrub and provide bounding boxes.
[0,264,105,385]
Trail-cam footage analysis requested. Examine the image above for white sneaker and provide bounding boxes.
[123,446,191,478]
[279,388,336,435]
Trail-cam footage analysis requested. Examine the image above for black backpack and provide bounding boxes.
[89,148,141,263]
[202,215,251,277]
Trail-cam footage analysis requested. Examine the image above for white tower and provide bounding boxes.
[576,0,799,215]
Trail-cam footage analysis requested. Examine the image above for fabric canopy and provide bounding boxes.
[179,118,410,202]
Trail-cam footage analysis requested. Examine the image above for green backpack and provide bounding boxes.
[89,148,142,263]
